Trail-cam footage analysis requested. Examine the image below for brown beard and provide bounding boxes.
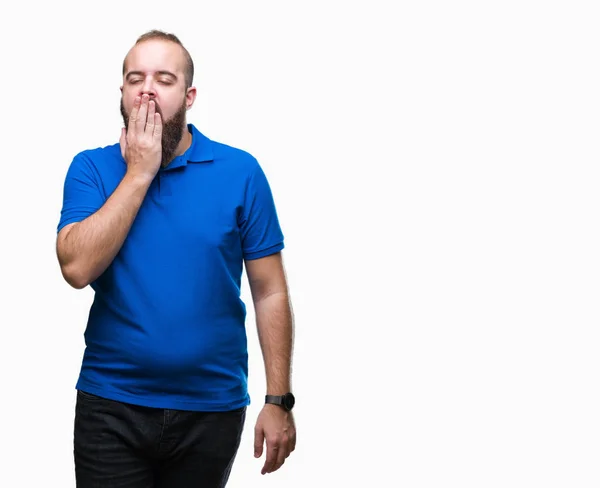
[120,97,187,167]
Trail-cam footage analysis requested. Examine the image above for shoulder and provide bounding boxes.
[210,139,260,171]
[188,124,262,172]
[74,142,121,164]
[66,143,123,175]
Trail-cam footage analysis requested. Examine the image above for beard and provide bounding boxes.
[120,97,187,167]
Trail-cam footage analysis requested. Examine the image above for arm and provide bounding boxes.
[56,173,153,289]
[246,252,296,475]
[246,251,295,395]
[56,94,162,289]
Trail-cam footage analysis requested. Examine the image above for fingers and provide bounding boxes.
[261,441,279,475]
[136,94,149,132]
[128,96,161,140]
[119,127,126,159]
[275,443,287,470]
[120,95,162,174]
[262,436,292,475]
[254,427,265,459]
[128,96,141,132]
[153,112,162,140]
[145,100,155,135]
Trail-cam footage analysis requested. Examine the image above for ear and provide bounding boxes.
[120,86,123,93]
[185,87,197,110]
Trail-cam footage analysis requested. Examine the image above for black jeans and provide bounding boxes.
[74,390,246,488]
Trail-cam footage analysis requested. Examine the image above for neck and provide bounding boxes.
[174,123,192,157]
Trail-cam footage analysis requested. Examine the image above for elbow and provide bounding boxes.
[60,262,91,289]
[57,226,92,289]
[68,278,90,290]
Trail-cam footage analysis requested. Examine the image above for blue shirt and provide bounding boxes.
[57,124,284,411]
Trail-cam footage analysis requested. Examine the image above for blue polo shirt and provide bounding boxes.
[57,124,284,411]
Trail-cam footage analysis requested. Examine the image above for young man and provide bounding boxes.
[56,30,296,487]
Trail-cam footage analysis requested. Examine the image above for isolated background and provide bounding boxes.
[1,1,599,486]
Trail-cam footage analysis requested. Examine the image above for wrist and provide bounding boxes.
[124,170,155,187]
[265,382,291,396]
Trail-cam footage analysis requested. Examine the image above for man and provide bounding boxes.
[56,30,296,487]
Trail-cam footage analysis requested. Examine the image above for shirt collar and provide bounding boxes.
[162,123,214,171]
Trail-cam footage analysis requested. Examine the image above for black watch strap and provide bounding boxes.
[265,395,283,405]
[265,393,295,411]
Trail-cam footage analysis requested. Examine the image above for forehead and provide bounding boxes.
[124,39,186,76]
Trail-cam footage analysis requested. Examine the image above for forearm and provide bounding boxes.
[58,172,152,288]
[255,291,294,394]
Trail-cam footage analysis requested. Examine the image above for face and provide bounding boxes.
[120,39,196,165]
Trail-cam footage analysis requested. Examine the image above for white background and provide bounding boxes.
[1,1,599,486]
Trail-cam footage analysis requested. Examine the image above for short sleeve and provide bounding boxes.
[239,162,285,260]
[57,153,105,234]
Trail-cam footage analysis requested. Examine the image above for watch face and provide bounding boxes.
[284,393,295,410]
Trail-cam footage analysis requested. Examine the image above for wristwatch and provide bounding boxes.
[265,392,295,411]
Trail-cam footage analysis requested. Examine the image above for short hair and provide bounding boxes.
[123,30,194,88]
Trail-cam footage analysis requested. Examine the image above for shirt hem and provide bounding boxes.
[244,242,284,260]
[76,381,250,412]
[57,217,86,234]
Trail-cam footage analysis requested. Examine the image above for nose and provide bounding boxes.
[140,77,157,98]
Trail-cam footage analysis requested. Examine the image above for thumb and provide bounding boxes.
[119,127,127,159]
[254,426,265,458]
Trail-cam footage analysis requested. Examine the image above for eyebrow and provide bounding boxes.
[125,70,178,81]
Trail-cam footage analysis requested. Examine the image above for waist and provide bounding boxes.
[80,308,249,398]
